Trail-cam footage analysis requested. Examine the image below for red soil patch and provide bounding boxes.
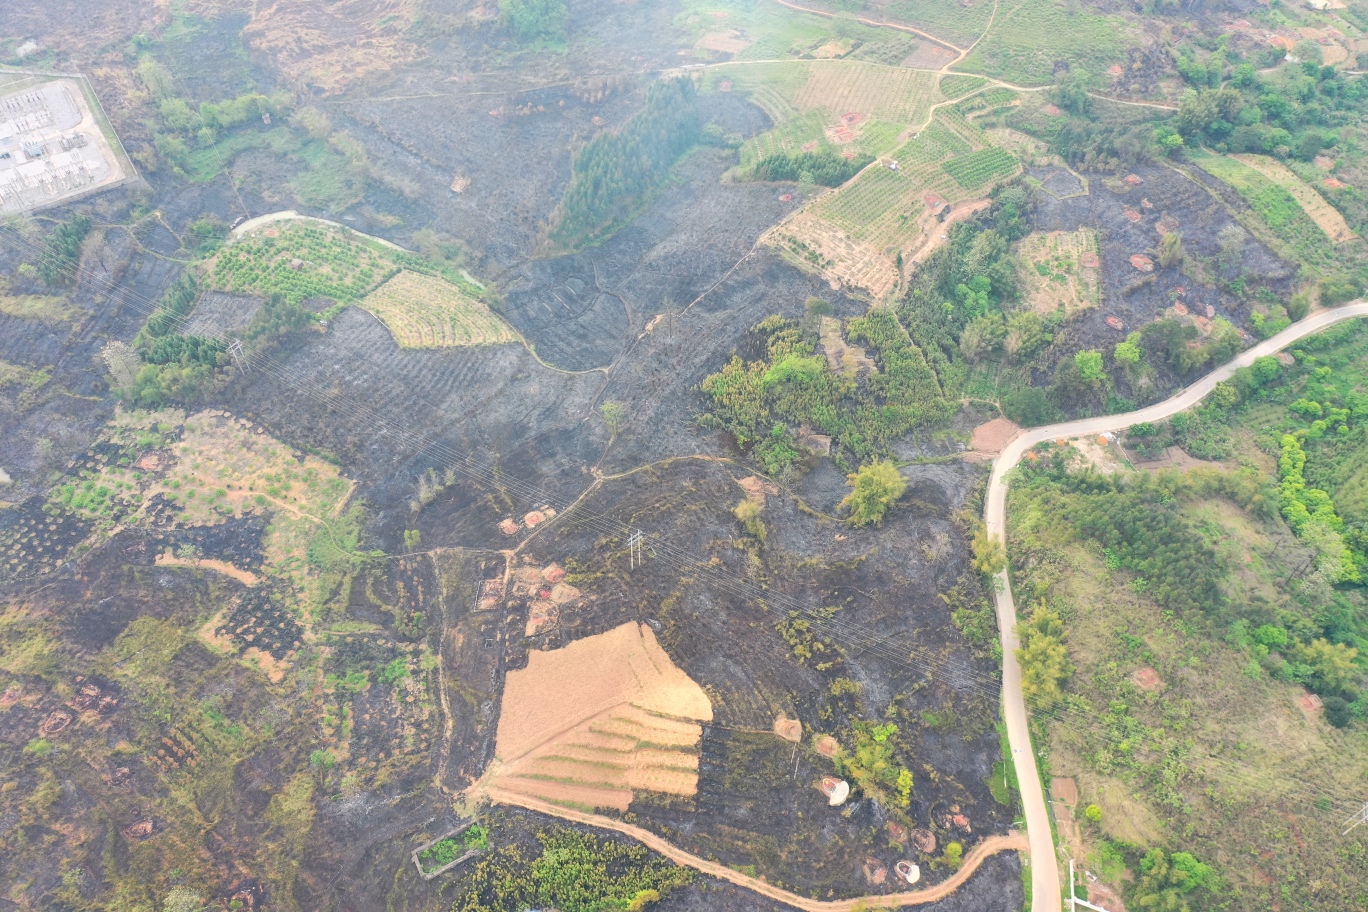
[841,112,866,126]
[1324,177,1346,189]
[815,734,839,757]
[969,417,1022,457]
[774,716,803,742]
[1129,254,1154,272]
[1123,208,1143,223]
[828,126,855,144]
[1131,667,1163,691]
[1081,251,1100,268]
[499,517,520,535]
[719,79,732,91]
[1043,104,1062,117]
[1124,174,1144,186]
[1105,315,1125,331]
[1173,301,1189,316]
[1051,776,1079,807]
[1108,64,1124,76]
[840,150,855,160]
[1156,214,1180,235]
[912,828,937,853]
[1298,691,1323,721]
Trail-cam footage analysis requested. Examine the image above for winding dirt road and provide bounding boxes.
[487,787,1028,910]
[984,301,1368,912]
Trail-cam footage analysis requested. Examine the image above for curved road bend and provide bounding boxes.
[986,300,1368,912]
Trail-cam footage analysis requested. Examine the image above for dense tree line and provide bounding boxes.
[550,78,703,249]
[37,216,92,288]
[118,274,312,408]
[453,826,690,912]
[753,149,873,187]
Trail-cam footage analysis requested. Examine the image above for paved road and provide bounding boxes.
[985,301,1368,912]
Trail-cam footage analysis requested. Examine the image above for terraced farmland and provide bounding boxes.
[1232,154,1357,244]
[486,622,713,813]
[944,148,1019,188]
[714,61,941,168]
[768,113,1017,297]
[359,271,517,349]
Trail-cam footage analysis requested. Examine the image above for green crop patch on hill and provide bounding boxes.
[943,148,1018,189]
[1190,150,1339,275]
[958,0,1128,86]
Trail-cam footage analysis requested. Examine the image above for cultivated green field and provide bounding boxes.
[957,0,1130,86]
[1190,150,1340,275]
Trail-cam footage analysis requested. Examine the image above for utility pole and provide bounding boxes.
[1345,801,1368,836]
[1069,859,1117,912]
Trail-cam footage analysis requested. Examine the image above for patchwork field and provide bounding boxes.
[1232,154,1357,244]
[359,271,517,349]
[767,112,1019,297]
[1190,150,1342,274]
[707,61,941,168]
[1016,229,1101,315]
[209,219,491,315]
[486,622,713,813]
[48,408,355,605]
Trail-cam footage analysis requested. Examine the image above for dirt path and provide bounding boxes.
[484,786,1026,910]
[772,0,965,53]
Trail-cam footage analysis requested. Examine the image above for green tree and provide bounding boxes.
[1084,803,1102,823]
[1158,231,1184,268]
[1075,349,1105,382]
[599,401,626,436]
[500,0,567,40]
[943,841,964,868]
[733,499,767,542]
[841,461,906,526]
[1293,638,1361,696]
[1017,606,1072,710]
[959,313,1006,362]
[971,526,1007,575]
[1005,311,1051,361]
[1114,338,1142,369]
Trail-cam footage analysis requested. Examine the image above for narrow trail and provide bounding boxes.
[984,300,1368,912]
[772,0,965,53]
[485,787,1027,911]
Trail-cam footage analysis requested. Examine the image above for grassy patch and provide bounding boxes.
[359,271,516,349]
[1191,150,1343,275]
[958,0,1129,86]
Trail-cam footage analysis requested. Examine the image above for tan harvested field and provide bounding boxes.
[359,270,518,349]
[1232,153,1357,243]
[487,622,712,812]
[1016,229,1101,315]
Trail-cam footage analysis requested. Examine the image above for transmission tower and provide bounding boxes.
[628,529,644,570]
[1345,802,1368,836]
[227,338,247,374]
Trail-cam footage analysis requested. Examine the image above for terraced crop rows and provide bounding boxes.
[359,271,517,349]
[775,111,1020,297]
